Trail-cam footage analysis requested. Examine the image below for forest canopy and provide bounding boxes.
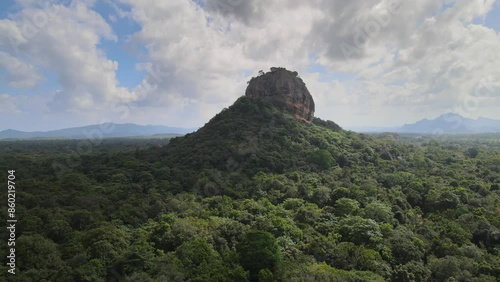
[1,98,499,281]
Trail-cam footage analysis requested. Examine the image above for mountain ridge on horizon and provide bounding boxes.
[0,123,196,140]
[398,112,500,134]
[353,112,500,134]
[6,112,499,139]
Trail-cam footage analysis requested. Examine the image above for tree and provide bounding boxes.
[336,216,382,247]
[175,239,249,282]
[428,256,477,282]
[237,230,282,281]
[16,234,65,280]
[362,201,394,223]
[464,147,479,158]
[392,261,431,282]
[328,242,390,277]
[84,224,130,267]
[311,186,331,207]
[175,239,219,268]
[387,229,426,264]
[258,268,274,282]
[308,149,334,170]
[334,198,360,217]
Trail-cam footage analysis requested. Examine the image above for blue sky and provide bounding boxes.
[1,0,499,131]
[0,0,143,93]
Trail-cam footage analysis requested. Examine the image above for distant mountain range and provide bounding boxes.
[354,113,500,134]
[3,113,499,139]
[398,113,500,134]
[0,123,196,140]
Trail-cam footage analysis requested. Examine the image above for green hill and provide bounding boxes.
[155,96,345,173]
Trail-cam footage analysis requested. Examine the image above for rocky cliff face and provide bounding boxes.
[245,68,315,122]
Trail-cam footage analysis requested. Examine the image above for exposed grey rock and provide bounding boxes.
[245,67,315,122]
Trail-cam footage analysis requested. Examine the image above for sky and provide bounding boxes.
[0,0,499,131]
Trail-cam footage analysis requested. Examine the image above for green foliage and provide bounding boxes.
[328,242,390,276]
[312,117,342,132]
[387,228,426,264]
[334,198,360,216]
[392,261,431,282]
[307,149,335,170]
[336,216,382,246]
[258,268,274,282]
[428,256,478,282]
[237,230,282,281]
[464,147,480,158]
[16,234,65,280]
[362,201,394,223]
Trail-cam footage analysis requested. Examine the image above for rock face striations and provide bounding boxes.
[245,67,315,122]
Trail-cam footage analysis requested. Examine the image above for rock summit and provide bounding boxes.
[245,67,315,122]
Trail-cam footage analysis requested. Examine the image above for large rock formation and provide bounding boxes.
[245,67,315,122]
